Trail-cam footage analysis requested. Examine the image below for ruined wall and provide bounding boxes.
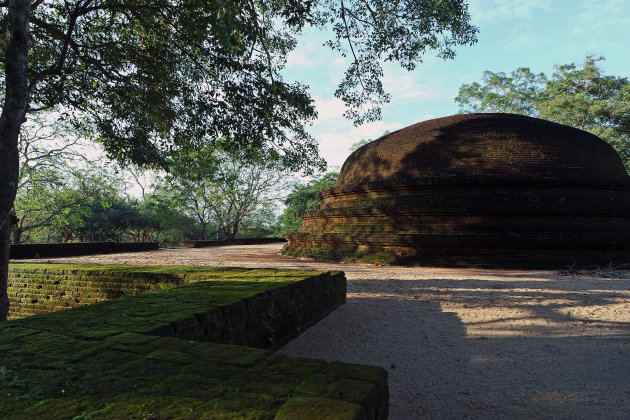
[10,241,159,259]
[7,263,185,319]
[1,266,386,419]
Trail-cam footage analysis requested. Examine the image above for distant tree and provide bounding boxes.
[237,211,278,239]
[142,188,201,247]
[455,56,630,171]
[46,170,128,242]
[163,147,286,240]
[109,200,162,243]
[276,172,339,235]
[212,163,284,240]
[155,150,219,241]
[12,166,96,243]
[11,114,99,243]
[454,67,546,115]
[124,164,158,202]
[349,131,391,152]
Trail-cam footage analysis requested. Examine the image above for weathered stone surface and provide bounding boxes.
[1,265,388,419]
[283,113,630,268]
[180,237,286,248]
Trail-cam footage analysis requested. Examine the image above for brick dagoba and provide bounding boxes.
[282,113,630,268]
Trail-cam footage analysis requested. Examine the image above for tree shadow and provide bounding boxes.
[279,271,630,418]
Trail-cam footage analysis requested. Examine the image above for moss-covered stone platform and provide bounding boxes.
[1,264,388,419]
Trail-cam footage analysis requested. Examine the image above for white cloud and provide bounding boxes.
[572,0,630,33]
[313,120,405,170]
[286,42,343,70]
[310,91,442,170]
[284,27,345,71]
[285,49,314,68]
[313,97,347,123]
[382,73,454,101]
[332,57,346,67]
[468,0,552,24]
[505,32,536,48]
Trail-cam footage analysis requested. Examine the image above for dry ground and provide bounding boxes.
[33,243,630,419]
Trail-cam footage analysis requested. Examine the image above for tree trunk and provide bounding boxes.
[11,216,22,244]
[0,216,10,321]
[224,223,238,240]
[0,0,31,321]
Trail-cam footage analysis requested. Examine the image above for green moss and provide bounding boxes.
[275,397,366,420]
[179,362,244,382]
[145,349,195,364]
[189,342,270,367]
[281,245,397,265]
[1,265,387,419]
[326,379,379,412]
[63,375,140,398]
[110,357,182,383]
[227,370,302,398]
[254,354,327,378]
[9,332,101,367]
[89,395,218,419]
[0,326,43,344]
[77,349,140,373]
[102,332,160,352]
[139,374,225,399]
[199,391,280,420]
[293,374,333,397]
[7,264,331,321]
[17,397,97,420]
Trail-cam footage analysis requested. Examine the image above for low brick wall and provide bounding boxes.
[10,241,159,259]
[157,273,349,348]
[180,237,286,248]
[1,264,388,419]
[8,264,347,349]
[7,263,186,319]
[7,264,343,334]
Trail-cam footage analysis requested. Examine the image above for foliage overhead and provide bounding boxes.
[455,56,630,171]
[1,0,477,172]
[4,0,310,171]
[321,0,478,124]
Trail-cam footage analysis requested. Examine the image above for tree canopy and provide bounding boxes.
[455,56,630,171]
[3,0,478,170]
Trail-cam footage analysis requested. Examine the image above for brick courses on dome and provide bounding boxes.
[281,113,630,268]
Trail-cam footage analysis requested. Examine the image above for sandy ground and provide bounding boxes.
[30,243,630,419]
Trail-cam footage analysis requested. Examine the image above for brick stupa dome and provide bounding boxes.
[282,113,630,268]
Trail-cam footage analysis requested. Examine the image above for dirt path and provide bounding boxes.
[34,244,630,419]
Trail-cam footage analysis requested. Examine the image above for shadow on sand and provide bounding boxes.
[279,271,630,419]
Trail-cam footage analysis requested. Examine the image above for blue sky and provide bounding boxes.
[281,0,630,172]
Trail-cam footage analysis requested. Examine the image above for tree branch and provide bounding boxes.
[340,0,366,92]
